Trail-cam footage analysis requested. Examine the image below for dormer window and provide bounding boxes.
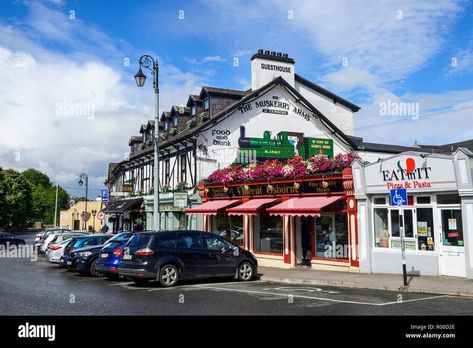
[204,97,210,110]
[173,116,178,127]
[192,104,197,116]
[164,122,168,131]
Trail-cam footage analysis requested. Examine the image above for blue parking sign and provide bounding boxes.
[101,189,109,203]
[390,188,407,206]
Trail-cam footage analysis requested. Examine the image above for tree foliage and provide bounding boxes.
[0,167,70,230]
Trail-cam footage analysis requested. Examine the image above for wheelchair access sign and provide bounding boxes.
[390,188,407,206]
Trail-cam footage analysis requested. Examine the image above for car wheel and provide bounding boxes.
[238,262,254,281]
[132,277,150,286]
[89,259,102,277]
[159,264,179,287]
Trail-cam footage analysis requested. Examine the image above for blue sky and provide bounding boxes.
[1,0,473,196]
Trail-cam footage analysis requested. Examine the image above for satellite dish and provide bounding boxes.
[69,200,76,208]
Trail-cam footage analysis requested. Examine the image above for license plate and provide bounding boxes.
[67,261,72,265]
[123,254,132,260]
[101,253,108,258]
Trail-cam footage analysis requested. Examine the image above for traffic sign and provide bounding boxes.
[97,210,105,220]
[81,211,91,222]
[390,188,407,206]
[101,189,109,203]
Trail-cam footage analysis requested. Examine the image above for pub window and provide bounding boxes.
[373,208,389,248]
[437,194,461,205]
[256,212,283,254]
[204,97,210,110]
[315,214,348,260]
[180,154,187,183]
[417,196,431,204]
[215,212,243,247]
[373,197,387,205]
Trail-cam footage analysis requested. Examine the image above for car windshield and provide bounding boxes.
[107,232,132,243]
[126,234,152,248]
[59,238,72,245]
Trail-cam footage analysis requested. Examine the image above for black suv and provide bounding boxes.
[118,230,258,287]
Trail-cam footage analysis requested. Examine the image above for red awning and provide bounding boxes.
[226,198,281,216]
[185,199,241,215]
[266,196,343,217]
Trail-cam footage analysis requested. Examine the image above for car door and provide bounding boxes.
[202,233,236,276]
[175,232,208,277]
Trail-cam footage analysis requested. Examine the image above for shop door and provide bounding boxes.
[439,209,466,277]
[315,214,335,259]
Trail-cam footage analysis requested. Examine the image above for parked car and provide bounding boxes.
[118,230,258,287]
[60,234,112,269]
[69,244,107,276]
[0,232,25,246]
[95,232,135,279]
[41,231,88,253]
[45,238,74,264]
[35,229,71,252]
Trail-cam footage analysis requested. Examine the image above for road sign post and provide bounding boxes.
[390,188,408,287]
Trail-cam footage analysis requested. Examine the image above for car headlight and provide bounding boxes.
[77,251,92,257]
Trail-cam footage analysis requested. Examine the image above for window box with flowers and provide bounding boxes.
[187,119,197,129]
[175,182,188,191]
[205,153,359,184]
[198,112,210,124]
[168,128,178,137]
[161,185,171,194]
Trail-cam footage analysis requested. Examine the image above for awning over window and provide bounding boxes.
[103,198,143,213]
[226,198,281,216]
[185,199,241,215]
[266,196,343,217]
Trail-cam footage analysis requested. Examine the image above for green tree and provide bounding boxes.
[2,169,32,229]
[0,169,7,227]
[22,169,69,225]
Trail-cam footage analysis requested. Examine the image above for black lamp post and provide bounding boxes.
[78,173,88,229]
[91,209,97,233]
[135,55,160,231]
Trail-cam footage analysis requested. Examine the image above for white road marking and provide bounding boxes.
[108,282,134,286]
[194,285,449,306]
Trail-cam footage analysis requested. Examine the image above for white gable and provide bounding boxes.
[195,84,351,177]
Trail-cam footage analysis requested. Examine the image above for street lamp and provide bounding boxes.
[78,173,88,229]
[135,54,160,231]
[91,209,97,233]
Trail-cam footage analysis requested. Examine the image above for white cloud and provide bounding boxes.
[202,55,226,63]
[0,2,204,196]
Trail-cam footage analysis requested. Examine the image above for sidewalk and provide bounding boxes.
[258,267,473,297]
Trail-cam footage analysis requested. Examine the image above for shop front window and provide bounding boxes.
[373,208,389,248]
[441,209,463,247]
[315,214,348,259]
[416,208,434,251]
[256,213,283,254]
[215,212,243,247]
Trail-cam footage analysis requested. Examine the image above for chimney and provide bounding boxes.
[251,49,295,90]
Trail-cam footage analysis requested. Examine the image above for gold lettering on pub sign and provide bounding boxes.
[265,185,299,195]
